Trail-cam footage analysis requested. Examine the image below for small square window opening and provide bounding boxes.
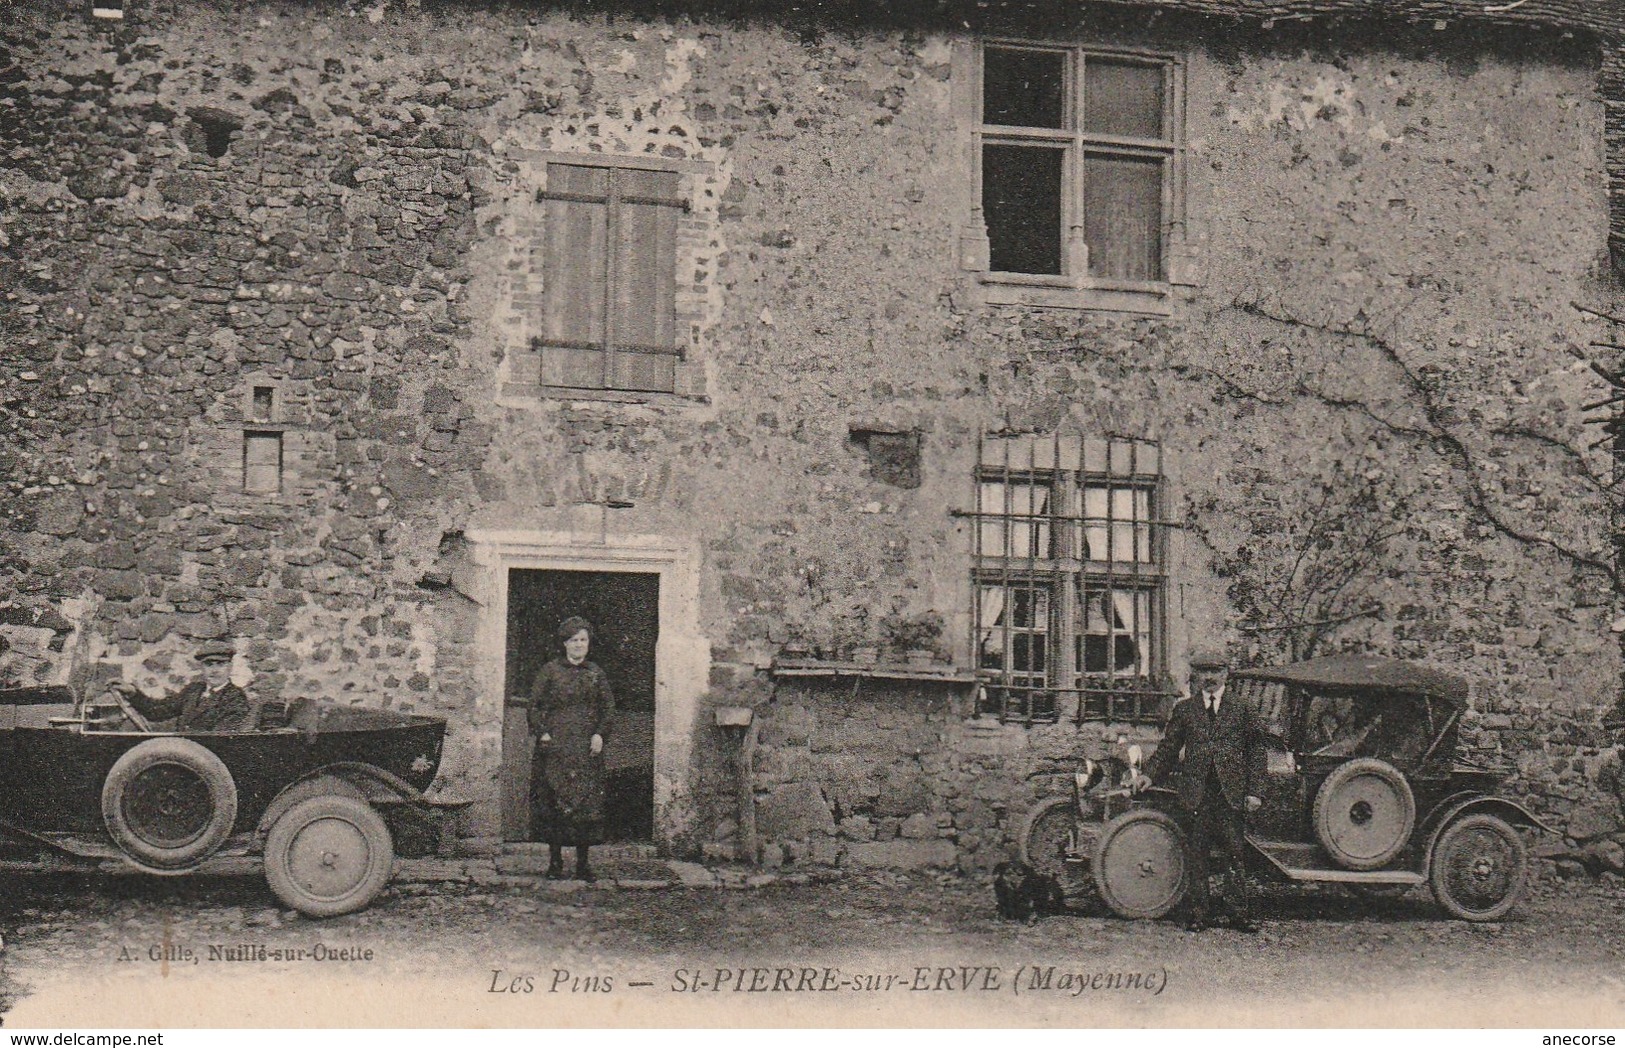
[251,386,274,423]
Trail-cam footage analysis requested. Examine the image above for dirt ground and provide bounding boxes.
[2,868,1623,1028]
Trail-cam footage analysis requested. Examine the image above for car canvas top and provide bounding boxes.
[1231,654,1468,706]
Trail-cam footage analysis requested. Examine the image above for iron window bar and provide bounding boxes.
[970,431,1171,725]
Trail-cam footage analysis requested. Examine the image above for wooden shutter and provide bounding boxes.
[539,163,683,393]
[541,164,610,388]
[610,168,682,392]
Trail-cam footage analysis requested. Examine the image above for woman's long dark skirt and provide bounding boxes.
[529,747,605,844]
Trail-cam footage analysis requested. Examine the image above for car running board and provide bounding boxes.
[1247,836,1426,885]
[0,818,255,863]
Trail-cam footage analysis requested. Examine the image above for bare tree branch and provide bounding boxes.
[1231,295,1616,584]
[1239,606,1383,633]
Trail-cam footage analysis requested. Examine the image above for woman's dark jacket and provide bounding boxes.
[528,658,615,828]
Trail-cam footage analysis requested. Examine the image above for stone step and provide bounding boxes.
[502,841,658,860]
[398,857,847,890]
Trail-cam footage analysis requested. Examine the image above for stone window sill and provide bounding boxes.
[770,657,976,685]
[499,383,711,408]
[977,273,1176,316]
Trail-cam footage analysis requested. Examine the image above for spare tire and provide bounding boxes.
[102,737,238,873]
[1313,757,1415,870]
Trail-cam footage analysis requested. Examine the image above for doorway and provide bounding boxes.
[501,569,658,843]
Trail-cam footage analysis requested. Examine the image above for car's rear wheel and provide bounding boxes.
[1313,757,1415,870]
[264,794,394,918]
[102,737,238,873]
[1092,809,1188,919]
[1018,797,1092,898]
[1429,812,1526,922]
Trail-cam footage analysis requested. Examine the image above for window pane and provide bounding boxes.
[1012,630,1046,674]
[1084,59,1164,139]
[1077,588,1150,676]
[983,46,1065,129]
[978,481,1051,558]
[1081,485,1152,563]
[977,585,1007,671]
[978,585,1049,677]
[1084,152,1162,281]
[983,144,1063,275]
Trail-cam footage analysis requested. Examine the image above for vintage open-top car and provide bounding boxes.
[0,683,448,917]
[1021,654,1551,922]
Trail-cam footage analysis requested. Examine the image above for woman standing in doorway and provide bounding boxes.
[529,615,615,881]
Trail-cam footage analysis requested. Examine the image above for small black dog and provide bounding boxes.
[992,860,1068,922]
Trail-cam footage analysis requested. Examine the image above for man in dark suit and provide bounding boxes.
[112,643,253,732]
[1135,649,1266,932]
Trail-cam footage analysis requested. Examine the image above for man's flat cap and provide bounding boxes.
[1189,649,1230,670]
[195,640,236,662]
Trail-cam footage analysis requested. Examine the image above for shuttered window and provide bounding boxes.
[537,163,684,393]
[981,44,1178,285]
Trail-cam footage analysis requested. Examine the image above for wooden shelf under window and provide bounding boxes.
[769,658,976,685]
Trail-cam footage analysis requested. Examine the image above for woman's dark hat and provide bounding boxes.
[557,616,593,642]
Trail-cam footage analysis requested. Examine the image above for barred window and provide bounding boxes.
[971,433,1171,723]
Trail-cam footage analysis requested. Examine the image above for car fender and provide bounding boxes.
[1420,794,1555,871]
[256,762,424,837]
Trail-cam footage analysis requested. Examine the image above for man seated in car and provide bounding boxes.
[110,643,253,732]
[1307,692,1429,765]
[1307,694,1378,757]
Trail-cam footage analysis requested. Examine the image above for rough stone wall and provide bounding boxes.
[0,4,489,783]
[746,682,1165,872]
[2,1,1621,865]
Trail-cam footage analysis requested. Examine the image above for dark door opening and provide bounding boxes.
[501,569,658,843]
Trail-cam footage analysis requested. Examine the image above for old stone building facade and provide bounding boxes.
[4,0,1625,871]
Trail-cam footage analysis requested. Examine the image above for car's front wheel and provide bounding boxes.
[264,795,394,918]
[1429,812,1527,922]
[1092,809,1188,919]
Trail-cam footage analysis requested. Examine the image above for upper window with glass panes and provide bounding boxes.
[975,43,1184,310]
